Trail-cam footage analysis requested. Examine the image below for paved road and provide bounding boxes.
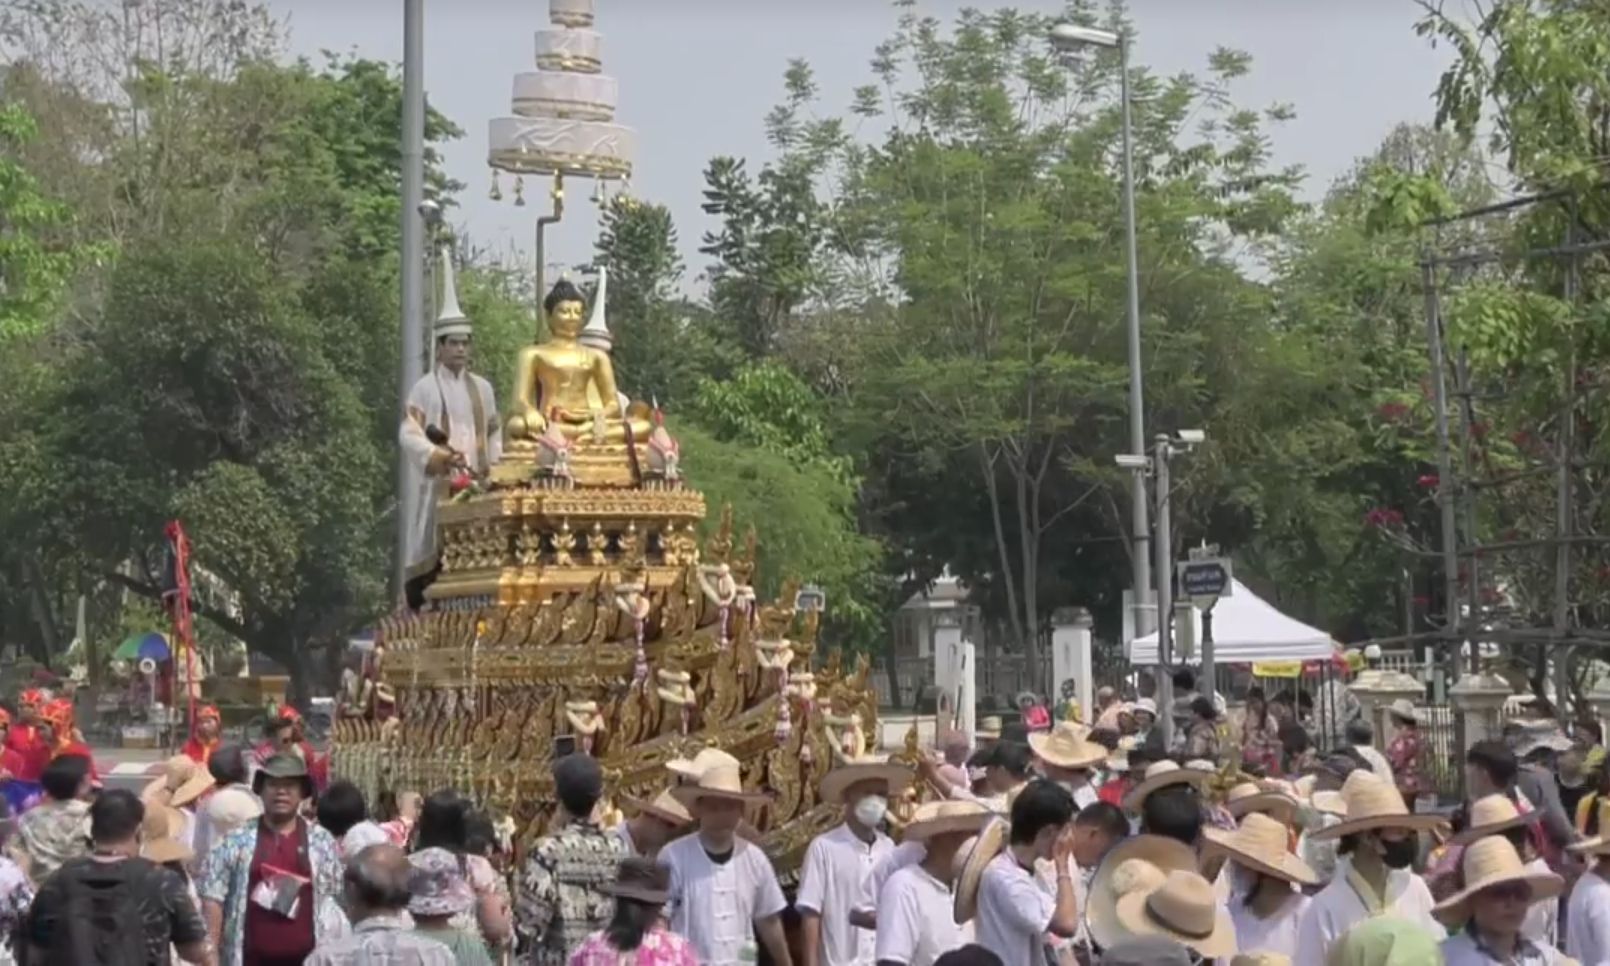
[88,745,168,794]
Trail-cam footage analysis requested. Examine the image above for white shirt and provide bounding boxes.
[856,840,925,918]
[1443,929,1566,965]
[1522,856,1559,947]
[1069,782,1098,812]
[340,820,389,856]
[976,853,1055,966]
[875,865,967,966]
[195,783,261,865]
[400,363,501,573]
[1216,890,1309,965]
[659,833,786,966]
[1567,867,1610,965]
[1293,859,1439,964]
[1354,745,1396,786]
[796,824,893,966]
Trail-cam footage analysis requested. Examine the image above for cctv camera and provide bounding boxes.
[418,199,442,224]
[1176,429,1206,445]
[1114,454,1149,470]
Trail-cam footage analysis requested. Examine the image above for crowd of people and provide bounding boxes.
[0,680,1608,965]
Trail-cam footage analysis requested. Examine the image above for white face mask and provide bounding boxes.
[853,795,888,828]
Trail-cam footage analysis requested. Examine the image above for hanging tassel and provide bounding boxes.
[489,169,503,201]
[514,175,526,206]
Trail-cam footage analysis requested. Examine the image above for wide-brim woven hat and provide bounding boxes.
[1085,834,1201,951]
[1309,770,1443,840]
[1225,782,1299,824]
[1110,869,1237,958]
[619,788,693,829]
[668,763,772,807]
[1386,699,1423,724]
[142,754,214,809]
[1028,722,1108,770]
[1449,793,1537,846]
[905,800,991,842]
[140,802,193,865]
[1432,836,1563,925]
[665,746,741,782]
[1121,760,1212,812]
[977,716,1003,739]
[1201,812,1318,886]
[819,758,915,805]
[951,815,1008,924]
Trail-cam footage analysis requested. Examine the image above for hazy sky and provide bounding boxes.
[269,0,1456,290]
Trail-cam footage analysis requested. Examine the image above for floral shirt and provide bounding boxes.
[1386,727,1424,798]
[1242,717,1283,776]
[0,857,32,962]
[198,818,347,966]
[517,819,628,964]
[11,798,89,884]
[566,926,698,966]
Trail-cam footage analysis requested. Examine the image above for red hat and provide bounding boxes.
[197,704,221,721]
[19,689,43,708]
[277,705,302,723]
[41,699,73,729]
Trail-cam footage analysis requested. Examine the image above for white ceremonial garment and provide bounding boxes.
[1522,856,1559,948]
[1293,858,1439,965]
[400,363,502,576]
[875,864,968,966]
[613,819,639,857]
[1567,867,1610,965]
[1443,927,1568,966]
[659,834,786,966]
[1215,891,1308,965]
[976,852,1055,966]
[797,823,893,966]
[855,839,924,922]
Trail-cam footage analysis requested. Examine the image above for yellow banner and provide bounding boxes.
[1252,661,1303,678]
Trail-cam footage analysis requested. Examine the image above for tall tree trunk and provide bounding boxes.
[978,441,1027,650]
[21,559,61,667]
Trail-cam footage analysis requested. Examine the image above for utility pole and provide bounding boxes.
[1153,434,1174,750]
[396,0,426,597]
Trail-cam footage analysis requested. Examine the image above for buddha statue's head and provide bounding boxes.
[543,279,587,339]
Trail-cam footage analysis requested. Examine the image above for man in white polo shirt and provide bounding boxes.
[874,801,990,966]
[968,780,1080,964]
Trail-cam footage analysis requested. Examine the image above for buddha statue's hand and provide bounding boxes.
[505,408,548,441]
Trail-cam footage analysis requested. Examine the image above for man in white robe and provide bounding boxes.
[399,250,501,608]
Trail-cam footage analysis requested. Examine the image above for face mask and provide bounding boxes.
[853,795,888,828]
[1377,834,1417,869]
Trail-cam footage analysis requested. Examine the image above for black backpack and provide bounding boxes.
[44,857,152,966]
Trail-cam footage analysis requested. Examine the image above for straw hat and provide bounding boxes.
[1121,760,1212,812]
[1085,834,1200,951]
[1028,722,1107,770]
[819,758,915,805]
[1309,770,1443,840]
[977,716,1003,739]
[1386,699,1423,724]
[1202,812,1318,885]
[904,800,991,842]
[142,754,214,809]
[668,763,771,807]
[951,816,1008,924]
[1310,790,1347,817]
[1432,836,1563,925]
[1449,793,1537,846]
[619,788,693,829]
[1225,782,1299,824]
[1109,868,1236,957]
[666,746,740,781]
[141,802,193,865]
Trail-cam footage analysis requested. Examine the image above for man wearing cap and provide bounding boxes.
[615,788,691,859]
[198,752,345,966]
[1510,724,1582,861]
[400,249,502,611]
[798,759,913,966]
[183,705,224,766]
[1293,771,1442,964]
[873,801,989,966]
[517,754,627,964]
[657,762,791,965]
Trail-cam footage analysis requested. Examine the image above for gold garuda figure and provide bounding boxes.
[332,276,877,881]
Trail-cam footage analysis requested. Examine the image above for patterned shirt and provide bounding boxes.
[197,818,347,966]
[566,927,698,966]
[0,857,32,959]
[12,799,89,884]
[305,915,456,966]
[517,819,628,964]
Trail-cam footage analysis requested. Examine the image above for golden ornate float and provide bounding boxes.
[332,281,880,882]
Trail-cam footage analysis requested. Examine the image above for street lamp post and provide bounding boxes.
[1050,24,1153,644]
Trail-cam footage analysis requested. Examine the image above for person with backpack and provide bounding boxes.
[23,788,214,965]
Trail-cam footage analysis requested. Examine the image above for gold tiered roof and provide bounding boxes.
[333,458,881,880]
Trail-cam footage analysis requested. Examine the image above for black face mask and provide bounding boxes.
[1378,835,1417,869]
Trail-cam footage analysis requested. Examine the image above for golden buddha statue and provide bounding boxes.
[504,279,651,447]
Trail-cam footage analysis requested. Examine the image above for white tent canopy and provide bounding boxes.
[1127,578,1335,665]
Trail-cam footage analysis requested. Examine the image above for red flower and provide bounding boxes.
[449,472,474,494]
[1364,507,1405,528]
[1417,474,1440,488]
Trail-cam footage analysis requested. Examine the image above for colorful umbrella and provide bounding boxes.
[112,632,171,663]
